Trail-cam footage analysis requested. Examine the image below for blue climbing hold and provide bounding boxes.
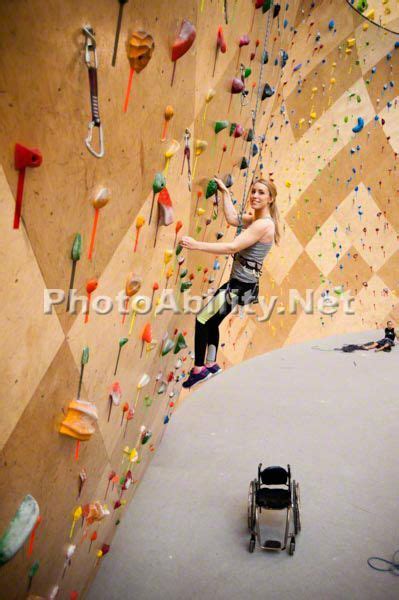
[328,20,335,30]
[352,117,364,133]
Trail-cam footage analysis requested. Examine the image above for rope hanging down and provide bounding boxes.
[238,1,274,221]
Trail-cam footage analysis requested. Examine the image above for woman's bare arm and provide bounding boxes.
[215,177,253,228]
[182,220,273,255]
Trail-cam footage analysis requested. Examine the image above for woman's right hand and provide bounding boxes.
[214,176,229,194]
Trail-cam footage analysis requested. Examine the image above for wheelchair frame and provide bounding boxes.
[247,463,301,555]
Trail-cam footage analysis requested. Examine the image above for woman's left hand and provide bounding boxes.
[180,236,199,250]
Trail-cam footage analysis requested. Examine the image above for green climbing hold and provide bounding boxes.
[144,395,153,407]
[206,179,218,199]
[229,122,237,136]
[141,430,152,445]
[214,120,229,134]
[71,234,82,261]
[0,495,39,566]
[244,67,251,78]
[174,333,187,354]
[246,129,254,142]
[175,244,183,256]
[81,346,89,365]
[357,0,368,13]
[119,338,128,348]
[240,157,249,170]
[28,560,40,579]
[152,172,166,194]
[262,0,272,13]
[180,268,188,279]
[180,281,192,292]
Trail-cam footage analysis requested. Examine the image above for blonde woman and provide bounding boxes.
[180,176,280,388]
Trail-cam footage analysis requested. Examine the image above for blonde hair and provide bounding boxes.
[253,178,280,245]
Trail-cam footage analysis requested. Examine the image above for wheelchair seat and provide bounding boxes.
[256,487,291,510]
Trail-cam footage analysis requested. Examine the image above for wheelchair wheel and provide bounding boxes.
[288,536,295,556]
[293,481,301,534]
[247,480,256,530]
[249,535,256,553]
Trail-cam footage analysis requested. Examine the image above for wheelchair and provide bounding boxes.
[247,463,301,555]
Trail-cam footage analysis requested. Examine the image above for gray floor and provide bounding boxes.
[87,331,399,600]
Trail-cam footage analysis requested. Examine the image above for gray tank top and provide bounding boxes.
[230,217,273,283]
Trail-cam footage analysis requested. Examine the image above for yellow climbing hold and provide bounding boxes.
[310,111,317,120]
[285,181,291,188]
[365,9,375,20]
[347,38,355,48]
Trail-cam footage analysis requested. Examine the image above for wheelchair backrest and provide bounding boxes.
[260,466,288,485]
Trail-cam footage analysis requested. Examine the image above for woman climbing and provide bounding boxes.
[180,176,280,388]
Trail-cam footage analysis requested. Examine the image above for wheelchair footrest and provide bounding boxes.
[264,540,281,549]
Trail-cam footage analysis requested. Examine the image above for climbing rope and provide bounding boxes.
[367,549,399,575]
[238,1,275,221]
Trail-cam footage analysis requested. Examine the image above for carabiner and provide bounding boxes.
[83,25,104,158]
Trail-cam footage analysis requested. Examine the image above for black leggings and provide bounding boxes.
[194,279,255,366]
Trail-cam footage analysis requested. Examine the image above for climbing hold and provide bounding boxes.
[171,20,196,86]
[163,139,180,175]
[214,120,229,134]
[154,188,174,247]
[67,234,82,312]
[174,333,187,354]
[161,106,174,141]
[239,157,249,170]
[352,117,364,133]
[213,26,227,77]
[88,187,110,260]
[224,174,234,188]
[231,78,245,94]
[124,31,155,112]
[206,179,218,199]
[261,83,274,100]
[149,172,166,225]
[0,495,39,566]
[13,143,42,229]
[133,215,145,253]
[59,400,98,441]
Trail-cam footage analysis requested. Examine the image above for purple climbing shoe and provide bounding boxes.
[206,363,223,376]
[182,367,212,389]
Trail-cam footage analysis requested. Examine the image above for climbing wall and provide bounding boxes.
[0,1,398,598]
[186,0,399,369]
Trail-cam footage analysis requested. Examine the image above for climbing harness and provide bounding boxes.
[181,128,192,191]
[83,25,104,158]
[233,253,263,278]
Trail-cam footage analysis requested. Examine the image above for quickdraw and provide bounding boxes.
[83,25,104,158]
[239,64,250,108]
[181,128,192,191]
